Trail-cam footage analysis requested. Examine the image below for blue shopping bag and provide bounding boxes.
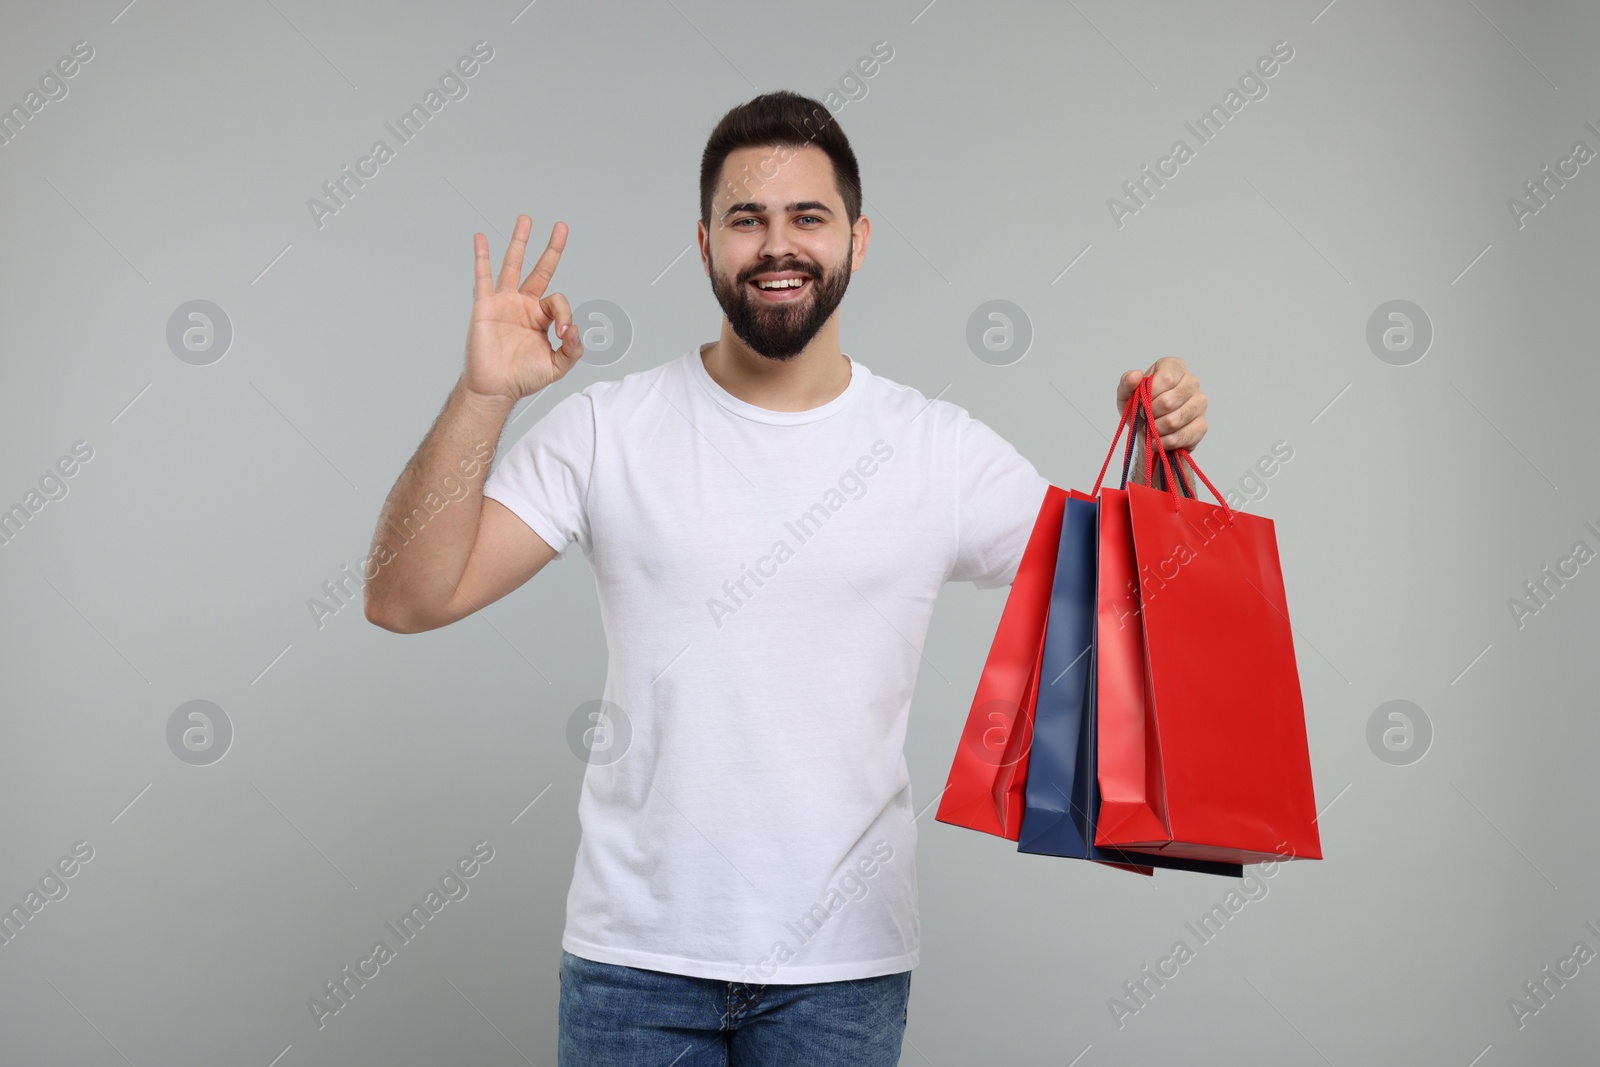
[1016,408,1243,877]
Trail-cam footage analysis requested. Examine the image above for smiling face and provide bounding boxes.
[699,144,868,361]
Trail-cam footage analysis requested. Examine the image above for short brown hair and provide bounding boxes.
[699,91,862,229]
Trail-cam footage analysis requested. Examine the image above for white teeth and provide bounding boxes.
[755,278,805,289]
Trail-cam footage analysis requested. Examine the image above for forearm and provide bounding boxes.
[364,379,513,628]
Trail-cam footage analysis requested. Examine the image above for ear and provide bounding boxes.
[850,215,871,270]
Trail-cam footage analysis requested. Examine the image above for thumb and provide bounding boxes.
[1116,369,1142,407]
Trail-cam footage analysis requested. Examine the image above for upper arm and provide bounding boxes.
[431,498,561,626]
[435,387,595,625]
[949,408,1051,589]
[391,388,591,631]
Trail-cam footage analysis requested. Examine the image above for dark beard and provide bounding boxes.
[708,247,852,361]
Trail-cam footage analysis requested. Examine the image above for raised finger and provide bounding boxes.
[473,233,493,300]
[519,221,569,299]
[497,215,533,292]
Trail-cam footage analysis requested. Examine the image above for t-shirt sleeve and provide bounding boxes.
[948,408,1052,589]
[481,390,596,557]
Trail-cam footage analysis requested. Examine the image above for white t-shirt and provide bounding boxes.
[483,341,1051,984]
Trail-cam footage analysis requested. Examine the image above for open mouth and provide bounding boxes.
[748,276,812,301]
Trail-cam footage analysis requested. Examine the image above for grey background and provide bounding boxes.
[1,0,1595,1064]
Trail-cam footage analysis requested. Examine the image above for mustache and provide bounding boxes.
[740,262,819,283]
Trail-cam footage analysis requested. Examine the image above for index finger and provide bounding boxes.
[518,221,569,299]
[496,214,534,292]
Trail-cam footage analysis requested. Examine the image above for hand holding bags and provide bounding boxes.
[1017,398,1244,877]
[1094,378,1322,865]
[936,374,1321,874]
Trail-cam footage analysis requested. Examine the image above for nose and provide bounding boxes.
[758,221,797,263]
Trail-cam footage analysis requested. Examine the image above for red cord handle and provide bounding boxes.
[1133,376,1234,526]
[1090,377,1188,496]
[1088,375,1235,524]
[1090,385,1144,497]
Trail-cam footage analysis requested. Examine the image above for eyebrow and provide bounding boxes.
[720,200,835,222]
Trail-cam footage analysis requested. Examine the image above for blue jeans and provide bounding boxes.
[558,950,912,1066]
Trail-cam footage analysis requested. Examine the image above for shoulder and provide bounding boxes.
[853,359,970,436]
[565,349,689,414]
[523,353,678,436]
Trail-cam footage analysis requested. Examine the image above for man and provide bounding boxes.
[364,90,1208,1066]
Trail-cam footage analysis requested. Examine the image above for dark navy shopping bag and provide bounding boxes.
[1016,405,1243,877]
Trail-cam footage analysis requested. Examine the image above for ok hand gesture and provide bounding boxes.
[463,216,585,404]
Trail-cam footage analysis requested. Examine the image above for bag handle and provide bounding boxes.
[1091,385,1145,496]
[1132,376,1235,526]
[1137,377,1193,498]
[1121,398,1194,497]
[1091,377,1195,497]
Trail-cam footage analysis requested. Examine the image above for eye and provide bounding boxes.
[732,217,757,227]
[798,215,823,225]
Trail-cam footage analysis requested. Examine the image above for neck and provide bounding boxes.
[701,322,851,412]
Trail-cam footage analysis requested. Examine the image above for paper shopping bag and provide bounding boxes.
[1017,402,1242,876]
[934,486,1066,840]
[1094,379,1322,865]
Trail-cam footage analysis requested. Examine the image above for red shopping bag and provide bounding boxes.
[1093,378,1322,865]
[934,486,1066,840]
[1091,392,1173,851]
